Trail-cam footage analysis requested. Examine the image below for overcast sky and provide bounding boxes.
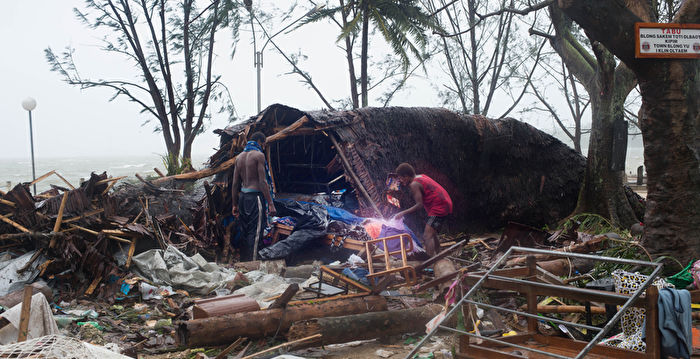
[1,0,449,164]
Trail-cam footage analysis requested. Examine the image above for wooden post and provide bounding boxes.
[526,255,538,333]
[49,192,69,248]
[17,286,33,342]
[327,133,383,218]
[125,238,137,269]
[645,285,660,358]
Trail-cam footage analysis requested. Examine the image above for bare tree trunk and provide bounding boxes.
[559,0,700,264]
[340,0,359,109]
[572,45,638,228]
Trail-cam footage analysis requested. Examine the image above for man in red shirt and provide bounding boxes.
[391,163,453,256]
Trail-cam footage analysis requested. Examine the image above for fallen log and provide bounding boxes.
[287,304,452,347]
[177,295,387,347]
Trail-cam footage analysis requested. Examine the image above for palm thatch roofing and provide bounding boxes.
[210,104,585,232]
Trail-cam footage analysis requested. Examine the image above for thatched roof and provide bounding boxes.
[211,104,585,232]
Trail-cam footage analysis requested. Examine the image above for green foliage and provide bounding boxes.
[161,153,192,176]
[560,213,618,235]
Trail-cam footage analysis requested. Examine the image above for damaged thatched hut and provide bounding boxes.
[209,104,585,233]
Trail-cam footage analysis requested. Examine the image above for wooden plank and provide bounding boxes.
[327,133,383,218]
[16,286,33,342]
[645,285,660,359]
[532,334,649,359]
[415,239,466,272]
[49,192,69,249]
[320,266,371,293]
[215,337,247,359]
[0,198,16,207]
[52,171,75,189]
[0,213,30,233]
[62,208,104,223]
[95,176,128,185]
[125,238,137,269]
[526,256,538,333]
[265,116,310,144]
[29,170,56,186]
[85,275,102,295]
[240,334,321,359]
[269,284,299,309]
[152,155,238,185]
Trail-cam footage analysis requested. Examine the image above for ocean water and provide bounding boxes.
[0,148,645,194]
[0,154,210,193]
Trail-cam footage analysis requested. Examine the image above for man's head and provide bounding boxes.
[395,163,416,186]
[250,132,266,147]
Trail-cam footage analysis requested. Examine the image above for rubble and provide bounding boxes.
[0,106,697,358]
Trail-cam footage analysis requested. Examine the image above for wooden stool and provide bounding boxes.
[364,234,417,286]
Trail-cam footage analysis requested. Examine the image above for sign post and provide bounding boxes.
[636,23,700,59]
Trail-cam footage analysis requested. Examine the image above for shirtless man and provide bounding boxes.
[232,132,277,261]
[391,163,453,256]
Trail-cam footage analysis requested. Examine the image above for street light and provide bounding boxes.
[21,97,37,196]
[252,5,323,112]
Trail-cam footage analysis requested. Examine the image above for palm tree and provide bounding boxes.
[304,0,440,107]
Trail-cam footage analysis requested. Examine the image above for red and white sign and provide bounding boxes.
[636,23,700,59]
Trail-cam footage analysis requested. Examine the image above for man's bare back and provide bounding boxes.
[232,146,276,216]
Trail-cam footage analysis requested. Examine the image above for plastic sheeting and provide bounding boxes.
[258,199,423,261]
[0,252,43,297]
[131,246,239,295]
[0,293,59,345]
[258,200,329,261]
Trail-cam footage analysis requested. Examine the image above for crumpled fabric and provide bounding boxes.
[131,246,239,295]
[0,293,59,344]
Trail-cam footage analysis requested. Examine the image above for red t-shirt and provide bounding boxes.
[413,175,453,217]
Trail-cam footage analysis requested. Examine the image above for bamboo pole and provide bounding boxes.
[95,176,128,185]
[62,208,104,224]
[326,133,383,218]
[68,224,132,244]
[0,214,30,233]
[0,198,16,207]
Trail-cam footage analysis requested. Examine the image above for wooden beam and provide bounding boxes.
[16,286,32,342]
[269,284,299,309]
[0,198,16,207]
[126,238,137,269]
[152,155,237,185]
[62,208,104,224]
[327,133,383,218]
[68,224,132,244]
[49,192,69,248]
[214,337,247,359]
[29,170,56,186]
[0,214,30,233]
[240,334,321,359]
[265,116,310,144]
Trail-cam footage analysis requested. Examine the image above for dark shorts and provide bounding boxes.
[426,215,448,230]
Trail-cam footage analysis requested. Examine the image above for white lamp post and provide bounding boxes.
[252,5,323,113]
[21,97,37,195]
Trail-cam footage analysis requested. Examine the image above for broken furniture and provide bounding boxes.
[406,246,666,359]
[365,234,417,286]
[270,223,294,244]
[306,266,371,298]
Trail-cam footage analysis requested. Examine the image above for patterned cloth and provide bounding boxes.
[601,270,672,352]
